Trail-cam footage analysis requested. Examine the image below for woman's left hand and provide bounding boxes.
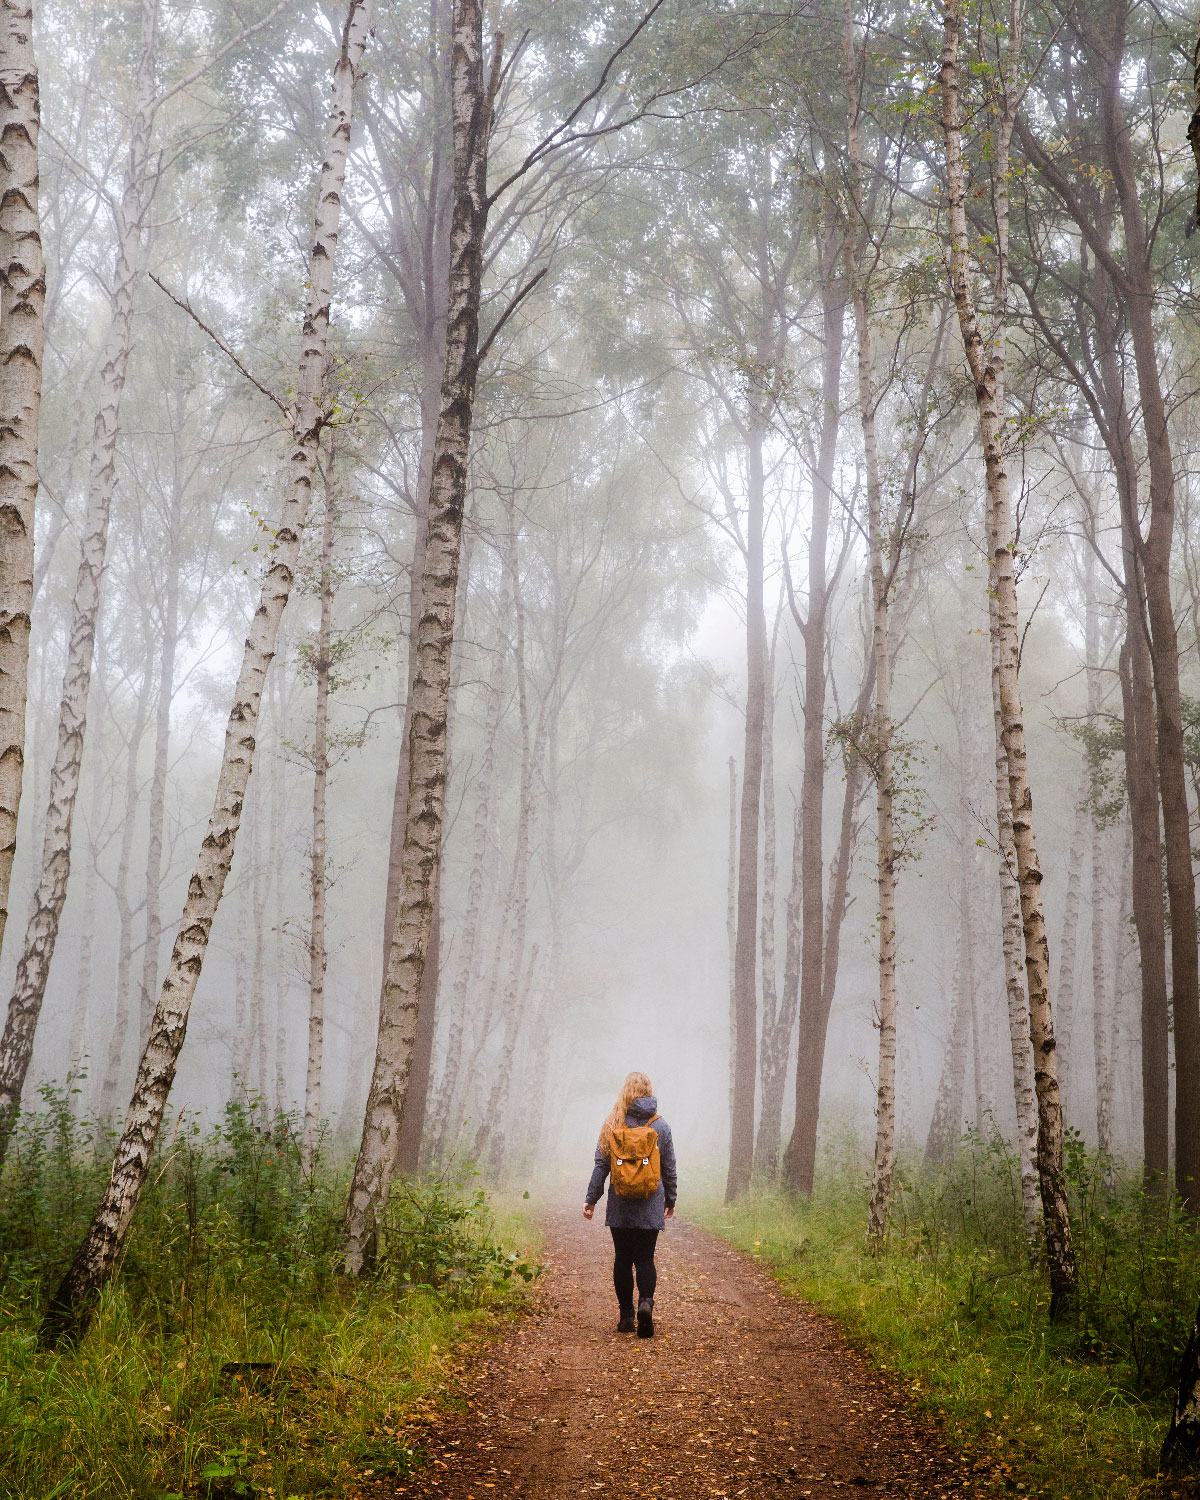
[582,1203,595,1220]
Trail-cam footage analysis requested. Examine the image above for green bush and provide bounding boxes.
[701,1133,1200,1499]
[0,1088,539,1498]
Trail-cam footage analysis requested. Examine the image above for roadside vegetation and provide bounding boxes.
[0,1083,539,1500]
[701,1134,1200,1500]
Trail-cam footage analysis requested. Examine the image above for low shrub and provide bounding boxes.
[0,1086,538,1498]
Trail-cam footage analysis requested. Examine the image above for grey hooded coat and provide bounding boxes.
[585,1094,678,1230]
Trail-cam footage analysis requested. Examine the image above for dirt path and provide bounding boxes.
[391,1211,971,1499]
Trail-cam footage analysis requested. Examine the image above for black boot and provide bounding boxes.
[637,1297,654,1339]
[617,1310,636,1333]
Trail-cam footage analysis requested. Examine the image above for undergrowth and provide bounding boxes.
[700,1130,1200,1500]
[0,1081,540,1499]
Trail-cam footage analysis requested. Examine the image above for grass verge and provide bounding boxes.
[0,1086,540,1499]
[696,1137,1200,1500]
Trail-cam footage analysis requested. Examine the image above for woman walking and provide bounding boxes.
[583,1070,677,1337]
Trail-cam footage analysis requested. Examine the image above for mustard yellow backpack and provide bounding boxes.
[608,1114,662,1200]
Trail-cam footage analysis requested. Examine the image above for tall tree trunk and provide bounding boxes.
[0,0,158,1164]
[251,767,269,1097]
[754,628,778,1180]
[0,0,44,966]
[726,410,766,1203]
[1054,781,1088,1120]
[925,926,970,1164]
[342,0,498,1272]
[926,722,975,1166]
[1118,618,1169,1180]
[844,40,900,1244]
[782,254,845,1196]
[1084,534,1114,1172]
[475,524,536,1170]
[138,511,178,1048]
[43,0,375,1343]
[303,442,337,1166]
[726,754,737,1125]
[940,0,1075,1309]
[271,660,289,1111]
[428,611,505,1158]
[1094,4,1200,1206]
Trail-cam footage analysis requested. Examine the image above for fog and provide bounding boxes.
[0,0,1193,1259]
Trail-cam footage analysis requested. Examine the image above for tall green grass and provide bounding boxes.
[0,1082,539,1499]
[699,1131,1200,1500]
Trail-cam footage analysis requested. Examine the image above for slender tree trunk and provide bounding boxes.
[0,1,158,1164]
[926,926,970,1164]
[43,0,375,1343]
[1095,6,1200,1206]
[940,0,1075,1308]
[726,754,737,1125]
[342,0,498,1272]
[475,527,536,1169]
[100,676,152,1122]
[1084,537,1114,1171]
[234,877,251,1088]
[1055,781,1088,1120]
[754,629,778,1179]
[844,53,900,1243]
[0,0,44,966]
[1118,620,1169,1180]
[428,619,505,1157]
[782,256,845,1196]
[271,661,289,1111]
[303,443,337,1167]
[251,768,269,1097]
[138,520,178,1047]
[726,407,766,1203]
[926,726,975,1166]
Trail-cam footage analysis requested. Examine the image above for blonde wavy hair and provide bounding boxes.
[600,1071,654,1154]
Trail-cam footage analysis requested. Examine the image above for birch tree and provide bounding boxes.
[0,0,44,965]
[938,0,1076,1310]
[43,0,375,1342]
[0,0,288,1166]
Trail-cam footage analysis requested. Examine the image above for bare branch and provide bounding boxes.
[148,274,289,415]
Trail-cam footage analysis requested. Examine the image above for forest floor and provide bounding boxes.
[375,1210,974,1500]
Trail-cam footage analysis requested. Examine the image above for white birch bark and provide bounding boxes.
[0,0,43,965]
[0,0,157,1157]
[138,509,179,1046]
[940,0,1075,1306]
[342,0,499,1272]
[303,445,337,1166]
[44,0,375,1340]
[842,29,898,1244]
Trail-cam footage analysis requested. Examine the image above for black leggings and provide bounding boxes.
[610,1226,659,1310]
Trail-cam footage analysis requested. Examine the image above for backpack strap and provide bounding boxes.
[647,1114,660,1126]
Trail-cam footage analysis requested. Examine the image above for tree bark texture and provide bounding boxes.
[42,0,375,1343]
[940,0,1076,1309]
[428,603,505,1158]
[138,509,179,1047]
[844,30,900,1245]
[341,0,495,1272]
[0,0,157,1164]
[97,671,151,1122]
[726,410,766,1203]
[0,0,44,966]
[782,255,845,1197]
[303,446,337,1166]
[1053,779,1087,1120]
[1094,3,1200,1206]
